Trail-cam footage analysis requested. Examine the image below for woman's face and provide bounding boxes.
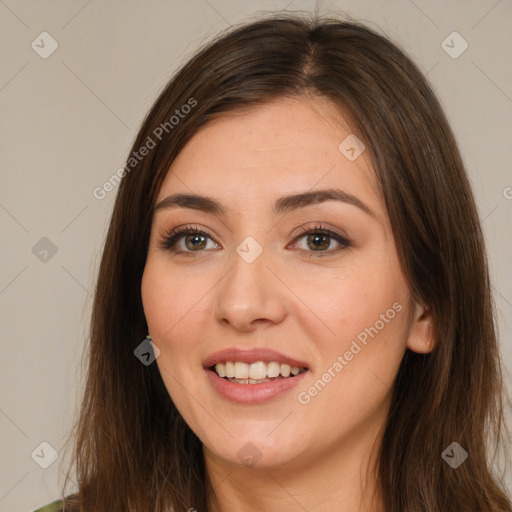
[141,97,427,471]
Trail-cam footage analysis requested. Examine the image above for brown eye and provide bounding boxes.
[183,233,208,251]
[293,225,351,258]
[304,233,331,251]
[159,226,219,254]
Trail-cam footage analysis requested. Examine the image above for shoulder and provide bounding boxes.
[32,499,64,512]
[32,495,77,512]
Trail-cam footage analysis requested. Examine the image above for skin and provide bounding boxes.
[141,96,434,512]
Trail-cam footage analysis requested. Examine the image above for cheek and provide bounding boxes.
[295,276,409,431]
[302,264,401,341]
[141,260,208,356]
[141,261,172,336]
[141,260,209,415]
[297,250,410,386]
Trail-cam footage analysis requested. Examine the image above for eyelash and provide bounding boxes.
[158,223,351,259]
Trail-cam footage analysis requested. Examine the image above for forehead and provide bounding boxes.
[156,97,382,215]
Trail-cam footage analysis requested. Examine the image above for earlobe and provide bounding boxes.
[406,302,435,354]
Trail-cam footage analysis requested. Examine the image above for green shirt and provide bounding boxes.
[32,497,70,512]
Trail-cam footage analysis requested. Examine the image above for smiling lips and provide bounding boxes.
[203,347,309,377]
[203,348,310,403]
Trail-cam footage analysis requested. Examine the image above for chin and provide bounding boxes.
[204,437,304,470]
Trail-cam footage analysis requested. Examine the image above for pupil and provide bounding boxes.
[308,234,328,250]
[186,234,206,250]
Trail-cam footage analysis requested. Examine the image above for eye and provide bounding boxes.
[158,223,351,258]
[158,225,219,256]
[291,224,351,259]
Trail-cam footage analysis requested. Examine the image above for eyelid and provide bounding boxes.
[291,223,349,242]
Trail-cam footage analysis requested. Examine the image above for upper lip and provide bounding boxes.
[203,348,310,370]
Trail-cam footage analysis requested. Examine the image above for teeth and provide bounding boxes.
[267,361,280,378]
[214,361,304,381]
[225,361,235,378]
[234,361,249,379]
[227,378,272,384]
[249,361,267,380]
[280,363,291,377]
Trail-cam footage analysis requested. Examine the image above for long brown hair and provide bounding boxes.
[59,12,511,511]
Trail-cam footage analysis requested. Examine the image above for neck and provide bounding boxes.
[204,425,386,512]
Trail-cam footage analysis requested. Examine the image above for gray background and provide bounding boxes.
[0,1,510,511]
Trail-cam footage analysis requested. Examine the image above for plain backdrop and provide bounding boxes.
[0,1,511,511]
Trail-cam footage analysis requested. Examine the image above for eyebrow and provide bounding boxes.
[154,188,376,219]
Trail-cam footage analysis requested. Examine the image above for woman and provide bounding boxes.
[35,12,511,512]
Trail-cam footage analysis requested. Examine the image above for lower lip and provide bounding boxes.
[205,368,308,404]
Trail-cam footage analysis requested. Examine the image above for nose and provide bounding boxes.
[214,244,287,332]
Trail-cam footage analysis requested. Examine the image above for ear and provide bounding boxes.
[406,301,435,354]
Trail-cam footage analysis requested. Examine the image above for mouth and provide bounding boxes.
[208,361,308,384]
[203,348,310,403]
